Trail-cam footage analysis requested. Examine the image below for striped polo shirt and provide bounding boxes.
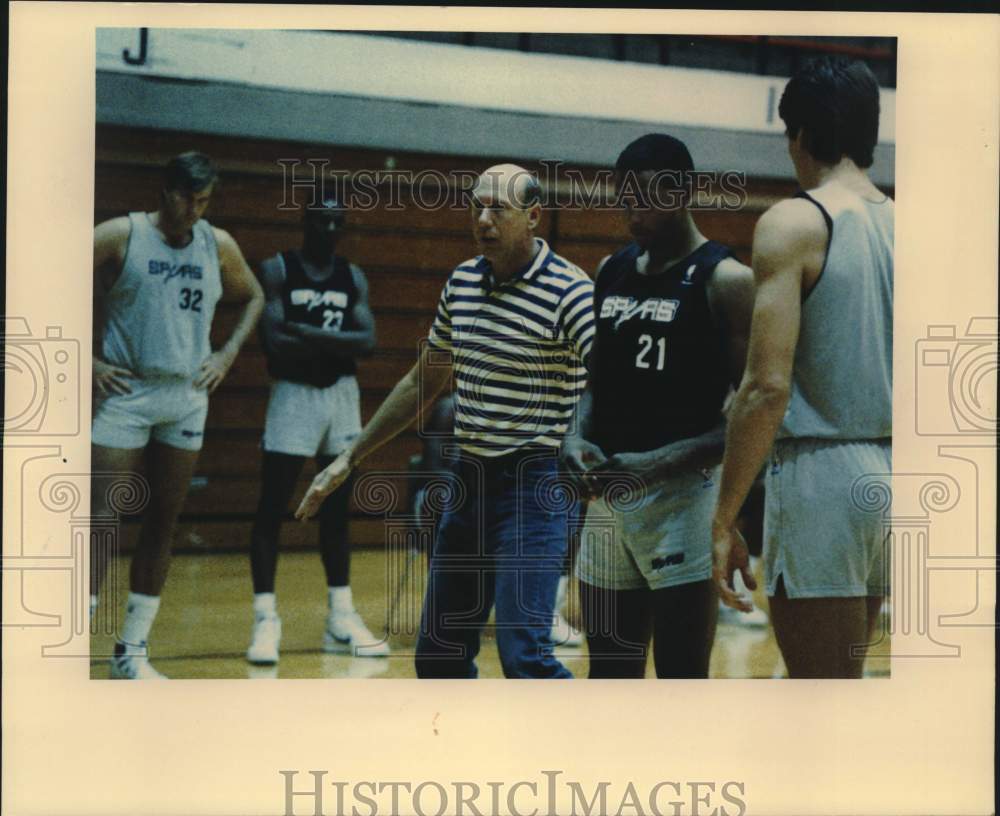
[428,238,595,457]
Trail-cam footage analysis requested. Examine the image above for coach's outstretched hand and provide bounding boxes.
[296,453,353,520]
[711,519,757,612]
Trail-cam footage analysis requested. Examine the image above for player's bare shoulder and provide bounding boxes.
[258,252,285,286]
[706,254,755,340]
[211,225,240,261]
[94,215,133,284]
[212,227,262,303]
[349,262,370,293]
[94,215,132,257]
[750,197,829,289]
[95,214,131,238]
[710,255,753,289]
[754,198,828,258]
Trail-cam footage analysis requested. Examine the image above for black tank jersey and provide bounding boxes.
[266,251,358,388]
[591,240,734,455]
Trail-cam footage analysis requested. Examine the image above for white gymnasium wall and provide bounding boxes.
[96,28,896,184]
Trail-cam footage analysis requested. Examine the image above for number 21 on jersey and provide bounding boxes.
[635,334,666,370]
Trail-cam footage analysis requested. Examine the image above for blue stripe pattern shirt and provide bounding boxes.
[428,238,595,456]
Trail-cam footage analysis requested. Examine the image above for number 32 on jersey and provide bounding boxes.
[179,287,203,312]
[635,334,666,370]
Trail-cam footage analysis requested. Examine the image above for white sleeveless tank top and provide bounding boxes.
[102,212,223,379]
[779,181,894,440]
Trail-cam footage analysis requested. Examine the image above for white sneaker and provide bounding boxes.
[247,615,282,665]
[110,644,167,680]
[324,610,390,658]
[551,612,583,647]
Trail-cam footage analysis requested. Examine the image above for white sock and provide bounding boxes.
[329,585,353,614]
[120,592,160,653]
[90,594,99,618]
[253,593,277,620]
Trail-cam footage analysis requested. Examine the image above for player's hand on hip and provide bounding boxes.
[296,455,352,521]
[711,519,756,612]
[559,437,606,499]
[194,349,236,393]
[93,358,135,396]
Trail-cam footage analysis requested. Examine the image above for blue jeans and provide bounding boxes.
[415,451,573,679]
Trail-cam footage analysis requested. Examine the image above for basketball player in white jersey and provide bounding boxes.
[711,58,893,678]
[91,152,265,679]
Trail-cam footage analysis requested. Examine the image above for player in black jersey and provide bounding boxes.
[561,134,755,678]
[246,197,387,664]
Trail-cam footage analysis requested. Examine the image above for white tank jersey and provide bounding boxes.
[102,212,223,379]
[779,180,894,440]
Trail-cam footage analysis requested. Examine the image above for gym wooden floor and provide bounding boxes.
[89,550,891,680]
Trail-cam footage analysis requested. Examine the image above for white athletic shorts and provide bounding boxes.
[764,437,891,598]
[91,377,209,451]
[576,467,719,591]
[262,377,362,458]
